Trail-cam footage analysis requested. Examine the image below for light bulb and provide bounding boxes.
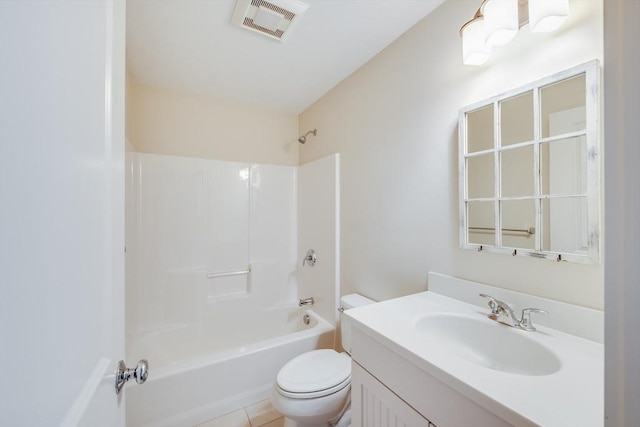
[528,0,569,33]
[462,17,491,65]
[483,0,519,46]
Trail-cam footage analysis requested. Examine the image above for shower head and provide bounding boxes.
[298,129,317,144]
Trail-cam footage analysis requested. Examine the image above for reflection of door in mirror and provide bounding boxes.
[498,92,536,249]
[546,106,587,254]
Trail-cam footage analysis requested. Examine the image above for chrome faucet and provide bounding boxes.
[479,294,547,331]
[299,297,314,307]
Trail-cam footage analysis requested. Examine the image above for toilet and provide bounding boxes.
[271,294,375,427]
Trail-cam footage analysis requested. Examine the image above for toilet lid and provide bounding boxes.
[277,349,351,394]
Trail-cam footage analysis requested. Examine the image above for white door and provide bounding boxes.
[0,1,127,426]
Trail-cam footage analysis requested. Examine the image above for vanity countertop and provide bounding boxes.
[346,290,603,427]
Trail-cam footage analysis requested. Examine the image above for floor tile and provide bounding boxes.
[246,399,282,427]
[196,408,251,427]
[259,417,285,427]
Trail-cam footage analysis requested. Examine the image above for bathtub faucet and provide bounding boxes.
[299,297,315,307]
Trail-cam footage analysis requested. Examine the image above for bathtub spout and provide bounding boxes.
[299,297,314,307]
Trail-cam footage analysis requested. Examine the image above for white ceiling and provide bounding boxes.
[126,0,445,113]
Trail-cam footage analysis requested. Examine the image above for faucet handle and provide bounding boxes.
[302,249,317,267]
[520,308,548,331]
[479,294,500,316]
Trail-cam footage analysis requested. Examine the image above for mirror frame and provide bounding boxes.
[458,60,601,263]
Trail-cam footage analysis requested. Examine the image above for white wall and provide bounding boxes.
[299,0,604,310]
[127,78,299,166]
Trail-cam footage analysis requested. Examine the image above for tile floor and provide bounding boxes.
[195,399,284,427]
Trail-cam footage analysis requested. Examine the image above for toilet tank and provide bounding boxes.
[340,294,375,354]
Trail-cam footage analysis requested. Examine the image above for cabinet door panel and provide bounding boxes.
[352,362,431,427]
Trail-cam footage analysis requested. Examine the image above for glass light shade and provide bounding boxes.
[483,0,519,46]
[528,0,569,33]
[462,18,491,65]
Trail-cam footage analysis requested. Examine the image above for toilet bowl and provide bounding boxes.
[271,294,375,427]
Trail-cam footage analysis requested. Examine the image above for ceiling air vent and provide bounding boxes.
[231,0,309,41]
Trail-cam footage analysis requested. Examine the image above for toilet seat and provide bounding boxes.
[276,349,351,399]
[275,375,351,399]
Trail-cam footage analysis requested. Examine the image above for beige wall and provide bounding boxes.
[127,77,299,166]
[299,0,604,309]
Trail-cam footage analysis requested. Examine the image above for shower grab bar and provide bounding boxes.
[206,266,251,279]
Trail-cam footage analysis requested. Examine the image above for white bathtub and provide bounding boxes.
[125,306,334,427]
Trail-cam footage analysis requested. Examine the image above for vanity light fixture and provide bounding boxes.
[528,0,569,32]
[460,0,569,65]
[460,9,491,65]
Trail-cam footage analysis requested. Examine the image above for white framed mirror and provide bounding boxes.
[458,60,601,263]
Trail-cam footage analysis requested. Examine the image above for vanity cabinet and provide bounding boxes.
[351,362,431,427]
[347,276,604,426]
[350,327,513,427]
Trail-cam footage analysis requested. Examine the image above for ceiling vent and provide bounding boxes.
[231,0,309,41]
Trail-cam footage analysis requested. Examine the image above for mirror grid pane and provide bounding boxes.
[500,91,534,146]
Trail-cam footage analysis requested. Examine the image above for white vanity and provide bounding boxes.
[346,273,603,427]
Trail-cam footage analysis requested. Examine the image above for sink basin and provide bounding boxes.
[415,314,561,376]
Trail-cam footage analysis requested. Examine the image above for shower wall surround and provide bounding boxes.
[298,154,340,327]
[125,153,298,337]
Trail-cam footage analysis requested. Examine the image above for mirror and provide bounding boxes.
[458,60,600,263]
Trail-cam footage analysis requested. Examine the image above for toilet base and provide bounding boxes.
[283,417,350,427]
[283,417,332,427]
[281,402,351,427]
[271,381,350,426]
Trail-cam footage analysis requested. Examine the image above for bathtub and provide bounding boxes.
[125,306,334,427]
